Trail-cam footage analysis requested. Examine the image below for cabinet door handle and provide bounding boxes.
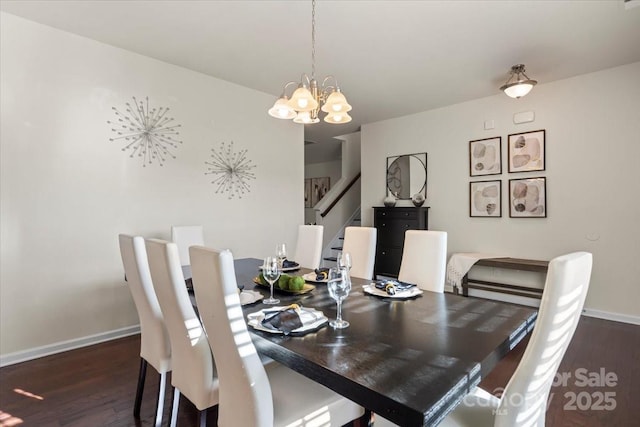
[382,251,386,255]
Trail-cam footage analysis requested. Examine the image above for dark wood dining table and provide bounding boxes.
[188,258,537,426]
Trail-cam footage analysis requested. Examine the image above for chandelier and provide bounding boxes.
[500,64,537,99]
[268,0,352,124]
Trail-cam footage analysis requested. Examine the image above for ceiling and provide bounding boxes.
[2,0,640,147]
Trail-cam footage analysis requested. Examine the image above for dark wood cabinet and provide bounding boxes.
[373,206,430,278]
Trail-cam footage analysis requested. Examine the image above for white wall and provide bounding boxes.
[361,62,640,319]
[0,13,303,357]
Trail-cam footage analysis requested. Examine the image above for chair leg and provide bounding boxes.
[133,358,148,418]
[198,408,207,427]
[154,371,168,427]
[169,386,180,427]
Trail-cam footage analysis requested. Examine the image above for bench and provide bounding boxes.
[460,257,549,299]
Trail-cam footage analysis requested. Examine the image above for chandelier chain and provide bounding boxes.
[311,0,316,78]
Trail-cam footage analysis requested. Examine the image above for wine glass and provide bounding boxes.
[276,243,287,269]
[337,252,352,272]
[262,256,280,305]
[327,267,351,329]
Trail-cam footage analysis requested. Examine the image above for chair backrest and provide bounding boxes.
[171,225,204,266]
[495,252,593,427]
[294,224,324,269]
[190,246,273,427]
[145,238,218,410]
[118,234,171,373]
[342,226,377,280]
[397,230,447,293]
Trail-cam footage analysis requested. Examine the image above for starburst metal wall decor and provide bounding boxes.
[205,141,257,199]
[107,96,182,167]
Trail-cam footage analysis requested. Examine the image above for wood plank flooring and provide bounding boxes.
[1,316,637,426]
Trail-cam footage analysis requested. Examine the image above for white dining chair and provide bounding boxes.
[376,251,593,427]
[171,225,204,266]
[397,230,447,293]
[118,234,171,427]
[145,238,218,427]
[189,245,365,427]
[293,224,324,269]
[342,226,377,280]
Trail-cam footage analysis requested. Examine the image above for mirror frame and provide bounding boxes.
[386,152,427,200]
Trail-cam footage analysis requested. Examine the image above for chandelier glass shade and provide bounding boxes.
[268,0,352,124]
[500,64,537,99]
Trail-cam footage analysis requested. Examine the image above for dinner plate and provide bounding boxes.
[240,290,263,305]
[253,277,315,294]
[258,263,300,272]
[247,307,328,335]
[302,272,329,284]
[362,284,423,299]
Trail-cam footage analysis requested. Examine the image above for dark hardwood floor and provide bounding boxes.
[0,316,637,426]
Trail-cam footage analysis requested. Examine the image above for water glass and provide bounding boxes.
[327,267,351,329]
[276,243,287,269]
[337,251,352,272]
[262,256,280,305]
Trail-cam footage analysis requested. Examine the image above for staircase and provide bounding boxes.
[322,208,361,266]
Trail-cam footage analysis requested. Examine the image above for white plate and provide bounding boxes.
[240,290,263,305]
[258,264,300,272]
[247,307,328,334]
[302,272,329,283]
[362,284,423,299]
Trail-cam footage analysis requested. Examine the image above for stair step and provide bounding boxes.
[323,257,338,262]
[331,246,343,251]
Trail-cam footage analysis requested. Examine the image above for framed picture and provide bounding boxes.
[469,137,501,176]
[469,180,502,217]
[304,179,312,208]
[509,177,546,218]
[311,176,330,206]
[508,129,545,173]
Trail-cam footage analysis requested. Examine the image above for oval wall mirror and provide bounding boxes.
[386,152,427,200]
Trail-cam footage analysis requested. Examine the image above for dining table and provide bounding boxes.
[187,258,537,426]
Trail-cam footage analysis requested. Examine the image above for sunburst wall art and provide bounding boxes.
[107,96,183,167]
[205,141,257,199]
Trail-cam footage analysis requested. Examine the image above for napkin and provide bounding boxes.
[282,259,300,269]
[314,267,330,281]
[374,279,416,295]
[261,305,303,334]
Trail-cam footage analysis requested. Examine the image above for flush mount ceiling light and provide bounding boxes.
[500,64,538,99]
[268,0,352,124]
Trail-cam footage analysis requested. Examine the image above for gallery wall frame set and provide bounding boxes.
[468,129,547,218]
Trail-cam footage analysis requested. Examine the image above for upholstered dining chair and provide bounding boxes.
[293,224,324,269]
[118,234,171,427]
[189,245,365,427]
[171,225,204,266]
[376,251,593,427]
[342,226,377,280]
[145,238,218,427]
[397,230,448,293]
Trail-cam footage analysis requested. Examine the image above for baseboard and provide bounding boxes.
[582,308,640,325]
[0,325,141,368]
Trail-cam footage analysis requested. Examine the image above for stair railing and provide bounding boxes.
[320,173,361,218]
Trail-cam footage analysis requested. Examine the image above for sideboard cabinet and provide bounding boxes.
[373,206,430,278]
